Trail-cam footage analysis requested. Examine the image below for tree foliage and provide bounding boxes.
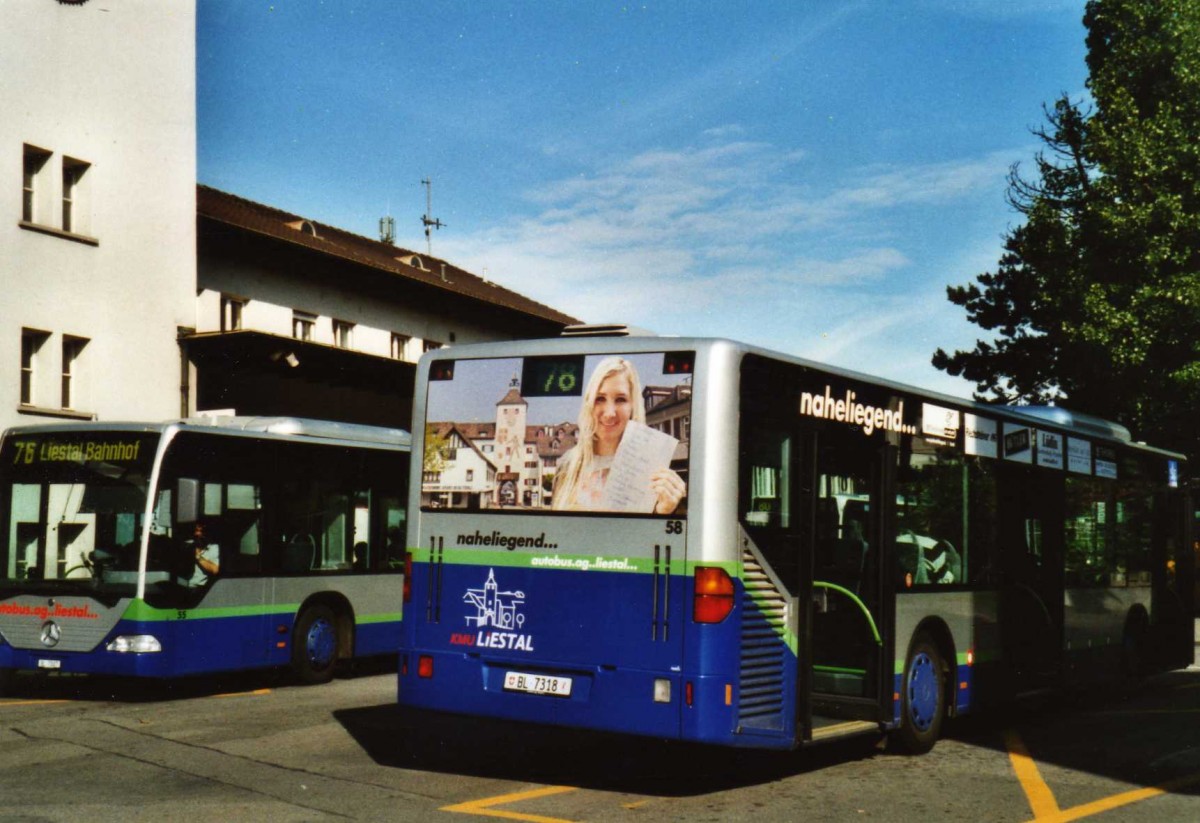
[934,0,1200,461]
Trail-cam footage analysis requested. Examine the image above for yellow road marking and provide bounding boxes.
[1004,729,1061,818]
[1026,770,1200,823]
[442,786,577,823]
[1007,728,1200,822]
[0,699,70,706]
[212,688,272,699]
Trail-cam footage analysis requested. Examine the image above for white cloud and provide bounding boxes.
[445,136,1013,396]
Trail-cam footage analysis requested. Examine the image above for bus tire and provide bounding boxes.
[893,632,945,755]
[0,667,11,697]
[292,604,339,685]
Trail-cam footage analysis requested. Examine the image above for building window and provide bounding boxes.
[20,329,49,406]
[390,333,411,360]
[221,295,245,332]
[466,470,474,482]
[423,339,442,353]
[22,145,51,225]
[61,158,89,234]
[333,319,355,349]
[61,336,88,410]
[292,311,315,341]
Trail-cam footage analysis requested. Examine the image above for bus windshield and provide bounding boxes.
[423,351,692,513]
[0,432,160,594]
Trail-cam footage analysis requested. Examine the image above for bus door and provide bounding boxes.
[801,426,889,738]
[999,464,1064,685]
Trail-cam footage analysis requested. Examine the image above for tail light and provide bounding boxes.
[693,566,735,623]
[403,552,412,603]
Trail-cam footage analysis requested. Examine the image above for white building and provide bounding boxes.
[1,1,197,430]
[191,188,577,429]
[3,1,576,434]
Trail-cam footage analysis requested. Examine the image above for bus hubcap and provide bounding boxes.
[306,618,336,667]
[907,652,937,731]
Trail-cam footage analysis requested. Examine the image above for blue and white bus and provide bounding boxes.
[0,416,409,692]
[397,329,1193,752]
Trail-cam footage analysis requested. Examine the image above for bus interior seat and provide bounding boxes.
[282,534,315,572]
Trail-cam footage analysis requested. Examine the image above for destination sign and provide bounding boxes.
[9,437,146,465]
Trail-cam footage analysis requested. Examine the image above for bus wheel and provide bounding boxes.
[0,667,11,697]
[893,633,945,755]
[292,605,339,685]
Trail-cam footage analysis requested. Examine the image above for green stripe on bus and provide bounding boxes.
[814,664,867,676]
[356,612,402,625]
[407,546,728,576]
[122,600,296,621]
[121,600,401,625]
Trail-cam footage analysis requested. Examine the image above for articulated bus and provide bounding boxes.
[0,417,409,692]
[397,330,1194,752]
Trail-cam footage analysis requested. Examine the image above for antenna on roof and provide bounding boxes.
[379,215,395,245]
[421,177,445,255]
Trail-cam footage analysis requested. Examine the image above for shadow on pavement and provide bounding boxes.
[0,654,396,703]
[334,701,883,796]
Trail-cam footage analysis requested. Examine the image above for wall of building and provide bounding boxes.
[197,251,527,362]
[0,1,197,430]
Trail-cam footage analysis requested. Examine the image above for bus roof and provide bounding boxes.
[419,335,1183,460]
[1,416,411,450]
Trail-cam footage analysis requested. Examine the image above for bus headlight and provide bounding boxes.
[106,635,162,653]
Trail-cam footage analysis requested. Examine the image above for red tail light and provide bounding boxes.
[403,552,412,603]
[418,655,434,678]
[693,566,735,624]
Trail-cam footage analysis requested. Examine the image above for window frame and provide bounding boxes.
[21,145,52,226]
[60,335,89,410]
[20,329,50,407]
[220,295,246,332]
[332,319,355,349]
[292,311,316,342]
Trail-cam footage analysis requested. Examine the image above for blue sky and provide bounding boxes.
[197,1,1090,398]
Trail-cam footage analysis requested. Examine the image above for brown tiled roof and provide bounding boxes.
[496,388,527,407]
[197,185,579,326]
[429,420,578,458]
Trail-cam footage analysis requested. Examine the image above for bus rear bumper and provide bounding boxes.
[397,650,781,747]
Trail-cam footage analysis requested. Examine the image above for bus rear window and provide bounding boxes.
[422,353,691,515]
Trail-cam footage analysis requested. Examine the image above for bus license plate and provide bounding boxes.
[37,659,61,670]
[503,671,572,697]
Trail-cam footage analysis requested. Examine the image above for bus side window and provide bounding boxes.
[352,490,370,572]
[896,437,966,587]
[381,494,406,571]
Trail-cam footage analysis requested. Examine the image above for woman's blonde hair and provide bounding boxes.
[551,357,645,510]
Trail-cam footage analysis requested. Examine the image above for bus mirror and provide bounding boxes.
[176,478,201,524]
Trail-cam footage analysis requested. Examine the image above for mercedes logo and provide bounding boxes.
[40,620,62,648]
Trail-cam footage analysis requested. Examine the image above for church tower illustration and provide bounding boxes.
[464,568,525,629]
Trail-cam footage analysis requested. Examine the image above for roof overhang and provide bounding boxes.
[181,330,415,387]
